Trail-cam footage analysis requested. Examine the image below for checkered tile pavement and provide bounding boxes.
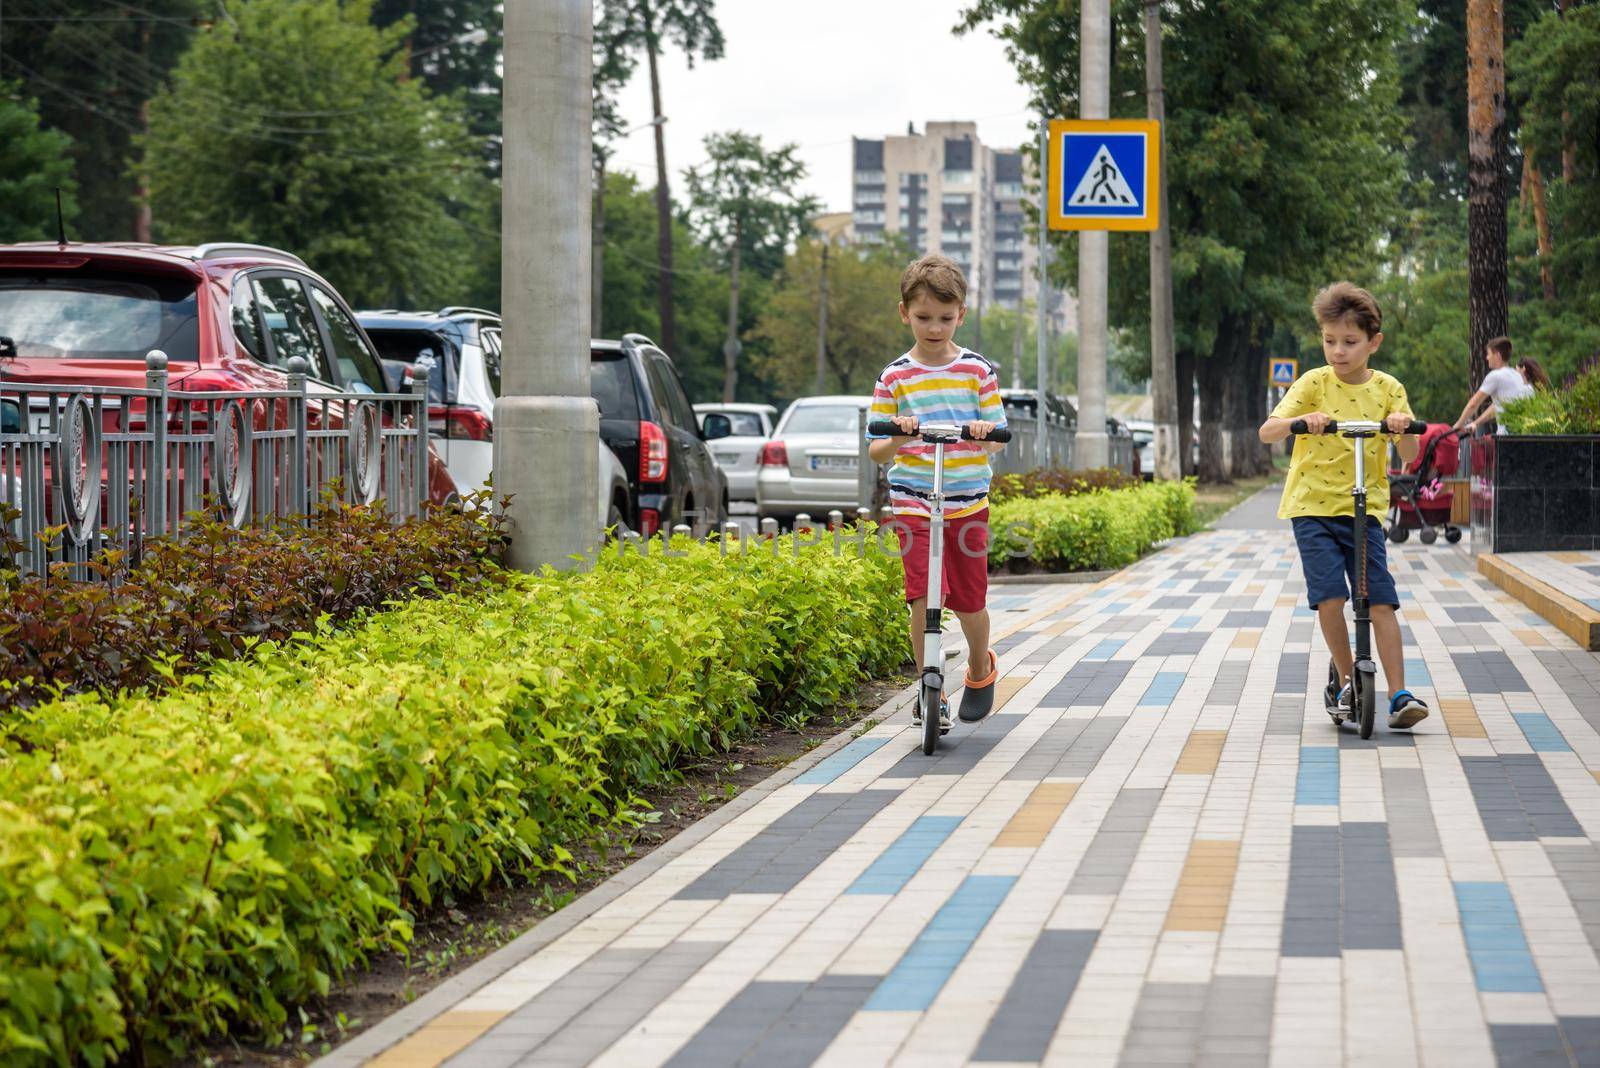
[341,524,1600,1068]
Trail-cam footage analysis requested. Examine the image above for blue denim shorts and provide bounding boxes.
[1291,515,1398,610]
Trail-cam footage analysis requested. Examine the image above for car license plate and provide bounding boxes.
[713,450,740,464]
[810,455,856,473]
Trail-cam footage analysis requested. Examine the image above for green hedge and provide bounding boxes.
[1499,360,1600,434]
[0,531,903,1064]
[989,481,1198,572]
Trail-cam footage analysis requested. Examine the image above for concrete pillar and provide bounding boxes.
[496,0,600,572]
[1075,0,1111,470]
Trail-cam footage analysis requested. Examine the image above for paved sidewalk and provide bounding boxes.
[335,519,1600,1068]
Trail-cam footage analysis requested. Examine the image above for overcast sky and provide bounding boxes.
[608,1,1037,214]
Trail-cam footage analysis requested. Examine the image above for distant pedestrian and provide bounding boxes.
[1451,336,1533,436]
[1519,356,1552,391]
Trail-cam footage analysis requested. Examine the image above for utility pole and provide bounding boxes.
[1010,307,1023,389]
[496,0,599,572]
[814,239,829,394]
[1145,0,1180,481]
[1035,120,1051,470]
[1075,0,1111,470]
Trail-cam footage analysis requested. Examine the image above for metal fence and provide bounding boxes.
[1,352,431,578]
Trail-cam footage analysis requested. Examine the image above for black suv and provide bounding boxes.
[591,333,726,537]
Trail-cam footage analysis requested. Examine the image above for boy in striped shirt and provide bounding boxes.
[867,255,1008,725]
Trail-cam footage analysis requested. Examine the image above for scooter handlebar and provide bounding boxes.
[867,419,1013,443]
[1287,418,1428,436]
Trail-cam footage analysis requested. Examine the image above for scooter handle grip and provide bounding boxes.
[1288,418,1336,435]
[962,425,1012,443]
[866,420,904,437]
[1403,419,1428,435]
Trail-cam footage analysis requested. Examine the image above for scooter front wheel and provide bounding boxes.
[1356,666,1377,739]
[921,685,942,755]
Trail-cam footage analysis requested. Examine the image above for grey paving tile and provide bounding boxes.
[1276,652,1309,694]
[1489,1022,1570,1067]
[676,791,899,899]
[1066,789,1162,896]
[1145,631,1210,656]
[1462,756,1584,842]
[881,713,1028,778]
[1044,659,1136,707]
[1222,610,1271,627]
[1451,649,1528,693]
[1547,843,1600,963]
[1382,768,1443,858]
[973,930,1097,1062]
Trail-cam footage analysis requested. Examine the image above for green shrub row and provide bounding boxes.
[989,481,1199,572]
[988,465,1137,504]
[0,531,903,1064]
[1499,359,1600,434]
[0,494,509,710]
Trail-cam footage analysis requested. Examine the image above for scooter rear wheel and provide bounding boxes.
[921,684,941,755]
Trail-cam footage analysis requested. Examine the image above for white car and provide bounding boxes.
[358,308,632,535]
[756,395,873,526]
[694,402,777,502]
[1125,418,1154,480]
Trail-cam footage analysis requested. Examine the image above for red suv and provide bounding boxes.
[0,241,457,509]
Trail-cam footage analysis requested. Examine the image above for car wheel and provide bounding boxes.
[607,495,629,538]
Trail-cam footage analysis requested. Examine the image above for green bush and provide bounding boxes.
[988,465,1138,505]
[989,481,1198,572]
[0,530,903,1064]
[1499,359,1600,434]
[0,493,509,710]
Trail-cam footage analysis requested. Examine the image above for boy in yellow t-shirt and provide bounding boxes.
[1259,282,1429,730]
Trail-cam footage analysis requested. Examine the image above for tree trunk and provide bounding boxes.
[721,218,742,402]
[1561,0,1577,182]
[1196,312,1266,483]
[135,24,153,242]
[1175,346,1195,477]
[815,240,829,394]
[645,30,677,357]
[1145,0,1181,482]
[1466,0,1508,392]
[1525,157,1557,300]
[592,156,607,336]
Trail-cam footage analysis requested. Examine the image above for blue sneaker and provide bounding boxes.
[1388,690,1429,729]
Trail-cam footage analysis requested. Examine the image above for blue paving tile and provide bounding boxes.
[1404,658,1432,688]
[1455,881,1544,993]
[1173,614,1201,629]
[794,737,889,786]
[1584,597,1600,612]
[846,816,962,895]
[1295,747,1340,805]
[1514,713,1573,753]
[1084,638,1126,661]
[864,876,1015,1011]
[1138,672,1185,707]
[1161,578,1182,589]
[1098,601,1130,614]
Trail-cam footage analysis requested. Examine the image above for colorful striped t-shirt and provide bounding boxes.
[866,348,1007,519]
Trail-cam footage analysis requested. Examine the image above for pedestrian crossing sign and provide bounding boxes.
[1048,119,1161,232]
[1270,358,1298,387]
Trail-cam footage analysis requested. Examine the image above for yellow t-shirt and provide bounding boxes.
[1272,365,1412,519]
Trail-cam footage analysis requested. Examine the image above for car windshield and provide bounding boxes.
[365,327,455,403]
[784,405,862,434]
[0,269,199,361]
[590,352,639,420]
[705,411,765,436]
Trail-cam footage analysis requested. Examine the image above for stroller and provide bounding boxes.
[1387,423,1462,544]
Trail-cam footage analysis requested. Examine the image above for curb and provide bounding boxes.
[989,568,1119,586]
[1477,552,1600,651]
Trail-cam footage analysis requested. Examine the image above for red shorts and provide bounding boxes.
[891,508,990,614]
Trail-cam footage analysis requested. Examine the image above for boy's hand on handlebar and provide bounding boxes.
[1384,413,1416,435]
[1300,412,1332,434]
[965,419,997,440]
[891,415,920,437]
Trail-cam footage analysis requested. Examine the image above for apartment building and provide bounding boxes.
[851,121,1069,333]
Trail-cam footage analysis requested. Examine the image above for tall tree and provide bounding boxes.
[592,4,639,336]
[0,0,202,240]
[0,83,77,242]
[684,132,817,401]
[370,0,502,155]
[1466,0,1509,389]
[960,0,1407,482]
[599,0,724,360]
[142,0,490,309]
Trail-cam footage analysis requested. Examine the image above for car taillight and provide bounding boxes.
[640,420,668,482]
[430,407,493,442]
[639,508,661,538]
[759,440,788,467]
